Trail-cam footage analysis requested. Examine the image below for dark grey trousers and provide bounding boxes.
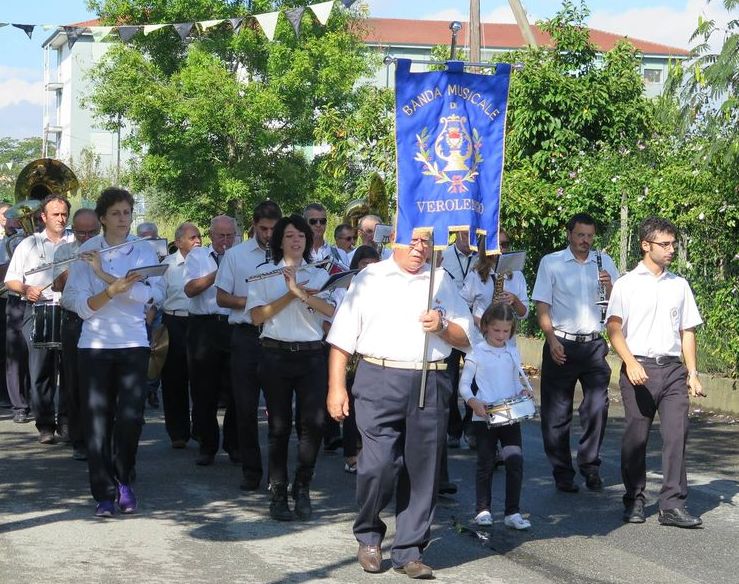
[352,361,450,568]
[620,361,689,511]
[540,337,611,483]
[5,296,30,413]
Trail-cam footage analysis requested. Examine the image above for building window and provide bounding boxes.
[643,68,661,84]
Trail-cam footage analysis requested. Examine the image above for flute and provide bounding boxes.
[245,257,332,283]
[24,237,154,276]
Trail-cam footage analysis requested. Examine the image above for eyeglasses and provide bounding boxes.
[499,240,510,249]
[338,235,356,242]
[647,240,678,250]
[409,237,430,248]
[308,218,327,226]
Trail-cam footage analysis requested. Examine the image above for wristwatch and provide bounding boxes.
[436,309,449,334]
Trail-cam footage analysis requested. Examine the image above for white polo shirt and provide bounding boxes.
[5,230,74,301]
[327,257,474,362]
[440,244,477,291]
[214,237,269,324]
[606,261,702,357]
[184,245,229,316]
[246,259,331,342]
[65,235,163,349]
[310,241,333,263]
[458,341,524,421]
[153,250,190,314]
[460,269,529,320]
[53,240,81,311]
[532,247,619,334]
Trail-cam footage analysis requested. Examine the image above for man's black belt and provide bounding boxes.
[235,322,261,334]
[553,330,601,343]
[260,337,324,352]
[634,355,682,366]
[189,313,229,322]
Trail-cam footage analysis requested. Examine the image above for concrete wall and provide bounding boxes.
[516,335,739,415]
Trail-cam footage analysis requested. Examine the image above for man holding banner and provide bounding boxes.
[327,57,513,576]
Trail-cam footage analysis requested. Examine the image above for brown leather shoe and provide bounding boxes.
[394,560,433,579]
[357,544,382,573]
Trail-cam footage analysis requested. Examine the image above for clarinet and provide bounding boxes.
[595,250,608,323]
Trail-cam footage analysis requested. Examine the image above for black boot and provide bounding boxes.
[292,480,312,520]
[269,483,293,521]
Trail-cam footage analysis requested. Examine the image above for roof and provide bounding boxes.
[361,17,689,57]
[59,16,689,58]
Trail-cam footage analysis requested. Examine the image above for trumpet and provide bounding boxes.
[24,237,155,276]
[595,250,608,322]
[245,257,333,283]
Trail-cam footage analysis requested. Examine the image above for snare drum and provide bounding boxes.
[485,395,536,427]
[31,302,62,349]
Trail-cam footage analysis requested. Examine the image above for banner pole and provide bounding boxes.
[418,234,437,409]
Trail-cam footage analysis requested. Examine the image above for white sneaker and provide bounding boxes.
[474,510,493,526]
[504,513,531,530]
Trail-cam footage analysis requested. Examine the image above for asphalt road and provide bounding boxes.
[1,387,737,584]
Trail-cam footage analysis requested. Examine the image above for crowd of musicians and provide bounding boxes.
[0,188,706,578]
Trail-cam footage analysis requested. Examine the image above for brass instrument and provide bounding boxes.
[342,172,391,229]
[595,250,608,322]
[492,270,511,303]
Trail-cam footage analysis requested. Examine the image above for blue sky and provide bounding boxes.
[0,0,732,139]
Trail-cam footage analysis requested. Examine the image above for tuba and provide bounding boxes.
[4,158,79,258]
[342,172,391,229]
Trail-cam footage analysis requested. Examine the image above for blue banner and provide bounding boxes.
[394,59,511,253]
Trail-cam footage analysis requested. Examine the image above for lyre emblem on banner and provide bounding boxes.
[414,114,483,194]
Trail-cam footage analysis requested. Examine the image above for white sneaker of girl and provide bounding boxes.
[474,510,493,526]
[504,513,531,530]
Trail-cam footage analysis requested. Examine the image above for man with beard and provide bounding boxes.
[532,213,619,493]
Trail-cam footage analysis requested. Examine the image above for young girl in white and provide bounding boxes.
[459,302,532,529]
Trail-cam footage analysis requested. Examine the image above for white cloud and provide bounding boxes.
[588,0,732,52]
[0,78,44,109]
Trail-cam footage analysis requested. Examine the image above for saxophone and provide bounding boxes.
[493,270,511,303]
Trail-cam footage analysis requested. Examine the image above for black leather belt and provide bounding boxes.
[554,330,601,343]
[634,355,682,366]
[260,338,324,352]
[189,313,229,322]
[235,323,261,334]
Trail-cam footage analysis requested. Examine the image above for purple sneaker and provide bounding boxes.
[95,500,115,518]
[117,483,137,514]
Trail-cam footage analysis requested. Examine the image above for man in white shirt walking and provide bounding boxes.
[155,222,200,449]
[184,215,238,466]
[606,216,705,528]
[532,213,619,493]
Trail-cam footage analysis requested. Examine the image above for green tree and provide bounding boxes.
[0,137,44,202]
[85,0,371,227]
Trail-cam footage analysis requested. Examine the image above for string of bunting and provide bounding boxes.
[0,0,358,49]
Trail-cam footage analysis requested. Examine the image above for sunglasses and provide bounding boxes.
[338,235,356,241]
[308,218,327,226]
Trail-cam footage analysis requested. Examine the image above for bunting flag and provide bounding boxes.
[63,26,83,49]
[341,0,359,7]
[228,17,243,33]
[13,24,35,39]
[173,23,193,41]
[90,26,114,42]
[285,7,305,38]
[309,1,334,26]
[118,26,140,43]
[393,59,512,252]
[2,1,341,46]
[143,24,168,36]
[255,11,280,42]
[198,19,224,31]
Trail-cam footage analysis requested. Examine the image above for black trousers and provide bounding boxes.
[22,303,64,433]
[5,296,30,413]
[61,309,84,448]
[187,316,237,456]
[79,347,149,502]
[160,314,191,443]
[0,297,9,405]
[353,361,451,569]
[230,324,264,482]
[473,421,523,516]
[258,346,326,486]
[445,348,465,439]
[540,337,610,483]
[620,361,690,511]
